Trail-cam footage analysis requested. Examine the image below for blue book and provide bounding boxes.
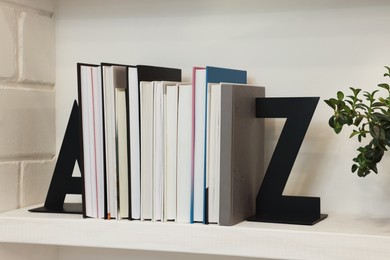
[192,66,246,224]
[206,66,247,85]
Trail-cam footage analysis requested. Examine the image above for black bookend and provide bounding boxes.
[29,100,83,214]
[248,97,327,225]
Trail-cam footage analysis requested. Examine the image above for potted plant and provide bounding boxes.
[324,67,390,177]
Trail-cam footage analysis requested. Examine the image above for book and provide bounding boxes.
[101,63,130,220]
[206,82,221,223]
[77,63,105,219]
[101,64,117,220]
[192,66,247,223]
[164,83,179,221]
[78,63,181,220]
[153,81,170,221]
[113,66,129,220]
[208,83,265,226]
[130,66,181,220]
[137,65,181,83]
[192,67,205,223]
[176,83,193,223]
[127,66,140,220]
[153,81,164,221]
[140,81,154,221]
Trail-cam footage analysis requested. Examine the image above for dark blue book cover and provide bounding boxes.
[206,66,247,85]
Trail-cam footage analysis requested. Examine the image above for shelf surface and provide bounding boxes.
[1,205,390,259]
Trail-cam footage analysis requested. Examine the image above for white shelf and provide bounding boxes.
[1,205,390,259]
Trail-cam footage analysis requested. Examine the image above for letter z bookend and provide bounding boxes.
[248,97,327,225]
[30,100,84,214]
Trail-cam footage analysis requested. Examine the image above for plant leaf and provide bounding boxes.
[350,87,361,96]
[378,83,390,91]
[372,102,385,107]
[350,130,360,138]
[354,115,364,126]
[328,116,336,128]
[357,168,367,177]
[370,125,382,139]
[380,128,386,142]
[337,91,344,100]
[384,66,390,77]
[345,115,353,125]
[356,103,369,110]
[334,123,343,134]
[324,99,337,109]
[337,100,346,110]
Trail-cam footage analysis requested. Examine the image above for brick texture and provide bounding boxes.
[0,163,19,212]
[0,5,16,79]
[0,88,55,160]
[0,0,55,218]
[20,11,55,84]
[20,160,54,207]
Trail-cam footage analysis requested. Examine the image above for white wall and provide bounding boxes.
[55,0,390,218]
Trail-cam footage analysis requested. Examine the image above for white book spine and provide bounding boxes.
[176,84,192,223]
[102,66,117,219]
[207,84,222,224]
[153,82,164,221]
[193,69,206,222]
[115,88,129,219]
[93,68,105,219]
[164,84,179,221]
[140,82,154,221]
[128,67,141,220]
[80,66,93,217]
[81,65,104,219]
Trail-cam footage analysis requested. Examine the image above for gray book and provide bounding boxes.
[219,83,265,226]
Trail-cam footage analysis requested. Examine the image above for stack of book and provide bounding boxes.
[78,63,265,226]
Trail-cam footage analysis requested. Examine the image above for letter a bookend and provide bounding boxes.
[30,100,84,214]
[248,97,327,225]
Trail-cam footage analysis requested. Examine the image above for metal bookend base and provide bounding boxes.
[29,203,83,215]
[248,213,328,226]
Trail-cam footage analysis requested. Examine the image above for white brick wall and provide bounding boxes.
[0,0,55,212]
[0,89,55,159]
[0,163,19,211]
[0,5,16,79]
[20,11,55,83]
[20,160,54,207]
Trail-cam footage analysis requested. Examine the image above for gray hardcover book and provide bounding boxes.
[219,83,265,226]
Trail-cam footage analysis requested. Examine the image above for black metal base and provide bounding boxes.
[29,203,83,214]
[248,213,328,225]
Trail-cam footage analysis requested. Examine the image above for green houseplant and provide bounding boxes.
[325,67,390,177]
